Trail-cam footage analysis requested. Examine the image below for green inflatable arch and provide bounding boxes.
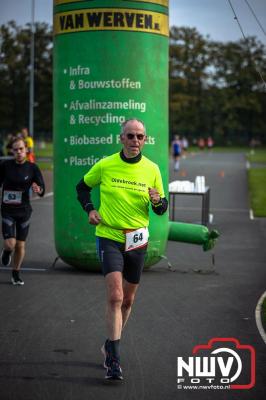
[53,0,219,270]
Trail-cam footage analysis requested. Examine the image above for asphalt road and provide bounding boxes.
[0,151,265,400]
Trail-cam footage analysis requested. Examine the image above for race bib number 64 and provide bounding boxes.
[124,227,149,252]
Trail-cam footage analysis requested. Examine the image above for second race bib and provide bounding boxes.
[3,190,22,205]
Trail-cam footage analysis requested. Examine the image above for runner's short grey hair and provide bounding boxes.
[120,119,146,135]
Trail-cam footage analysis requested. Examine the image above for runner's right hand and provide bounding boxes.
[88,210,101,225]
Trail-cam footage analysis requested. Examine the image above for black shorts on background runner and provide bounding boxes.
[1,208,32,241]
[96,236,147,284]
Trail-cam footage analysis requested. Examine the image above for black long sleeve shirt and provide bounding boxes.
[0,160,45,212]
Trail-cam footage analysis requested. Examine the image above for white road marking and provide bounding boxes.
[32,192,53,201]
[249,209,254,220]
[255,291,266,344]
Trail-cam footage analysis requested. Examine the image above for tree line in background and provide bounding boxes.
[0,21,265,144]
[170,27,266,145]
[0,21,53,140]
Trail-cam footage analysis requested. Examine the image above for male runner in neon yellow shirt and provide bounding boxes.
[76,119,168,380]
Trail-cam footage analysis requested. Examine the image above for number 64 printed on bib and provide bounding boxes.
[124,227,149,252]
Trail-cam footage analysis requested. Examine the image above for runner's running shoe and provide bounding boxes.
[11,270,24,286]
[1,249,12,266]
[105,358,123,380]
[101,339,112,369]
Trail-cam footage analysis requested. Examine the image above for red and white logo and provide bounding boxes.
[177,338,256,390]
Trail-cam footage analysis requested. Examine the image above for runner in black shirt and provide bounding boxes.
[0,138,45,285]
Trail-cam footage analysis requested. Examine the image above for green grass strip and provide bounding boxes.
[35,142,53,158]
[248,168,266,217]
[36,162,53,171]
[246,148,266,163]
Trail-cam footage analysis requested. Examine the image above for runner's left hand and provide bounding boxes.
[32,182,42,194]
[148,187,160,204]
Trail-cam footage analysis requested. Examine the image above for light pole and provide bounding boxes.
[29,0,35,138]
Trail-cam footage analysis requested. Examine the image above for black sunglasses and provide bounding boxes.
[126,133,145,140]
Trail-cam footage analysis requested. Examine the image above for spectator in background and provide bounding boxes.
[20,128,36,163]
[171,135,182,171]
[181,136,189,158]
[207,136,214,150]
[249,138,261,150]
[197,137,205,150]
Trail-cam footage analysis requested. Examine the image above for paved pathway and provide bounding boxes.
[0,152,265,400]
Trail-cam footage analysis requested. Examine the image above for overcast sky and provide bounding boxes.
[0,0,265,43]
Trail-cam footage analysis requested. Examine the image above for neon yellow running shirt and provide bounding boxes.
[83,152,165,242]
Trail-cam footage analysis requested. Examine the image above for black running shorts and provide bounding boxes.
[1,208,32,241]
[96,236,147,284]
